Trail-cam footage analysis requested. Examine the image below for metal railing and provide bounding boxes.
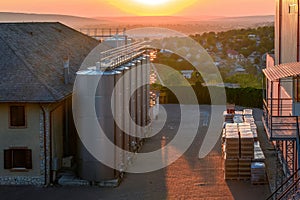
[98,41,149,70]
[266,168,300,200]
[263,98,298,139]
[79,28,127,38]
[264,98,293,116]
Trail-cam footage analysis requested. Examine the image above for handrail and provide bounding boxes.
[263,98,293,115]
[266,168,300,200]
[96,41,149,70]
[277,177,300,200]
[265,98,294,100]
[263,99,270,113]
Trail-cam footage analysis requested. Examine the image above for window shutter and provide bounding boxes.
[25,149,32,169]
[4,149,12,169]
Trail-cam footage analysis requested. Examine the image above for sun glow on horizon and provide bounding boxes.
[108,0,198,16]
[133,0,171,6]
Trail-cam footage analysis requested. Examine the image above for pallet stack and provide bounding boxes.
[223,111,234,123]
[243,109,258,141]
[223,123,239,180]
[239,158,252,179]
[253,141,265,162]
[222,108,267,183]
[223,104,235,123]
[224,156,239,180]
[251,162,267,184]
[223,124,239,158]
[239,130,254,158]
[239,130,254,179]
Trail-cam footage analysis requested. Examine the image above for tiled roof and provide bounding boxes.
[0,22,100,102]
[226,49,239,55]
[263,62,300,81]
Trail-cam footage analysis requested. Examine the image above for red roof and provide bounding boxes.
[226,49,239,55]
[263,62,300,81]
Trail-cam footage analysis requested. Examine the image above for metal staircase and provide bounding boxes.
[266,168,300,200]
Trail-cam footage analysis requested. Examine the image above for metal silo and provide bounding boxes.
[113,69,124,176]
[135,57,143,147]
[115,65,130,169]
[124,62,137,153]
[129,60,138,152]
[76,67,122,183]
[141,55,149,138]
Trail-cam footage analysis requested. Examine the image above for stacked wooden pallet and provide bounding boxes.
[243,109,253,116]
[243,113,258,141]
[239,129,254,179]
[251,162,267,184]
[223,124,239,159]
[223,123,239,179]
[223,155,239,180]
[222,108,267,182]
[239,158,252,179]
[253,141,265,162]
[223,111,234,123]
[239,129,254,159]
[227,104,235,114]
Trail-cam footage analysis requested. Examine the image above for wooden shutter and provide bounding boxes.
[25,149,32,169]
[10,106,25,127]
[4,149,12,169]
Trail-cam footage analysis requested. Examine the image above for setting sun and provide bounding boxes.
[108,0,198,16]
[133,0,171,6]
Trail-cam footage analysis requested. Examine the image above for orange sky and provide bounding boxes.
[0,0,275,17]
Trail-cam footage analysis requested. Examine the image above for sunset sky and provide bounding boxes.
[0,0,275,17]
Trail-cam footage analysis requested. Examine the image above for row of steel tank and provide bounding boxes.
[75,54,150,184]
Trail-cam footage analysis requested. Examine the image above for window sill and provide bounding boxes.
[9,126,27,129]
[9,168,30,172]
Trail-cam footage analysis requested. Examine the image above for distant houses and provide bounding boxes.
[181,70,194,79]
[226,49,239,59]
[226,49,247,63]
[0,22,99,185]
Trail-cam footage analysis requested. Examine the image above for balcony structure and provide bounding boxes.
[262,62,300,177]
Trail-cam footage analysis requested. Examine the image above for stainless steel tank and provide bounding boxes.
[141,55,149,138]
[125,62,137,152]
[76,68,122,182]
[115,65,130,169]
[135,57,142,147]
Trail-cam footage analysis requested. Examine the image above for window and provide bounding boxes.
[289,4,298,14]
[9,106,26,127]
[4,148,32,170]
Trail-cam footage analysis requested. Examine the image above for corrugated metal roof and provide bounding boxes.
[263,62,300,81]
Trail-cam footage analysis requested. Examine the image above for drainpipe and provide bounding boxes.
[279,0,282,64]
[278,80,281,116]
[40,105,51,186]
[64,99,69,156]
[271,81,274,138]
[297,0,300,62]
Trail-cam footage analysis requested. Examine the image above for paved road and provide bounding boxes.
[0,105,270,200]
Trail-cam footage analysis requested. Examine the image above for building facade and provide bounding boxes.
[0,22,99,185]
[263,0,300,179]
